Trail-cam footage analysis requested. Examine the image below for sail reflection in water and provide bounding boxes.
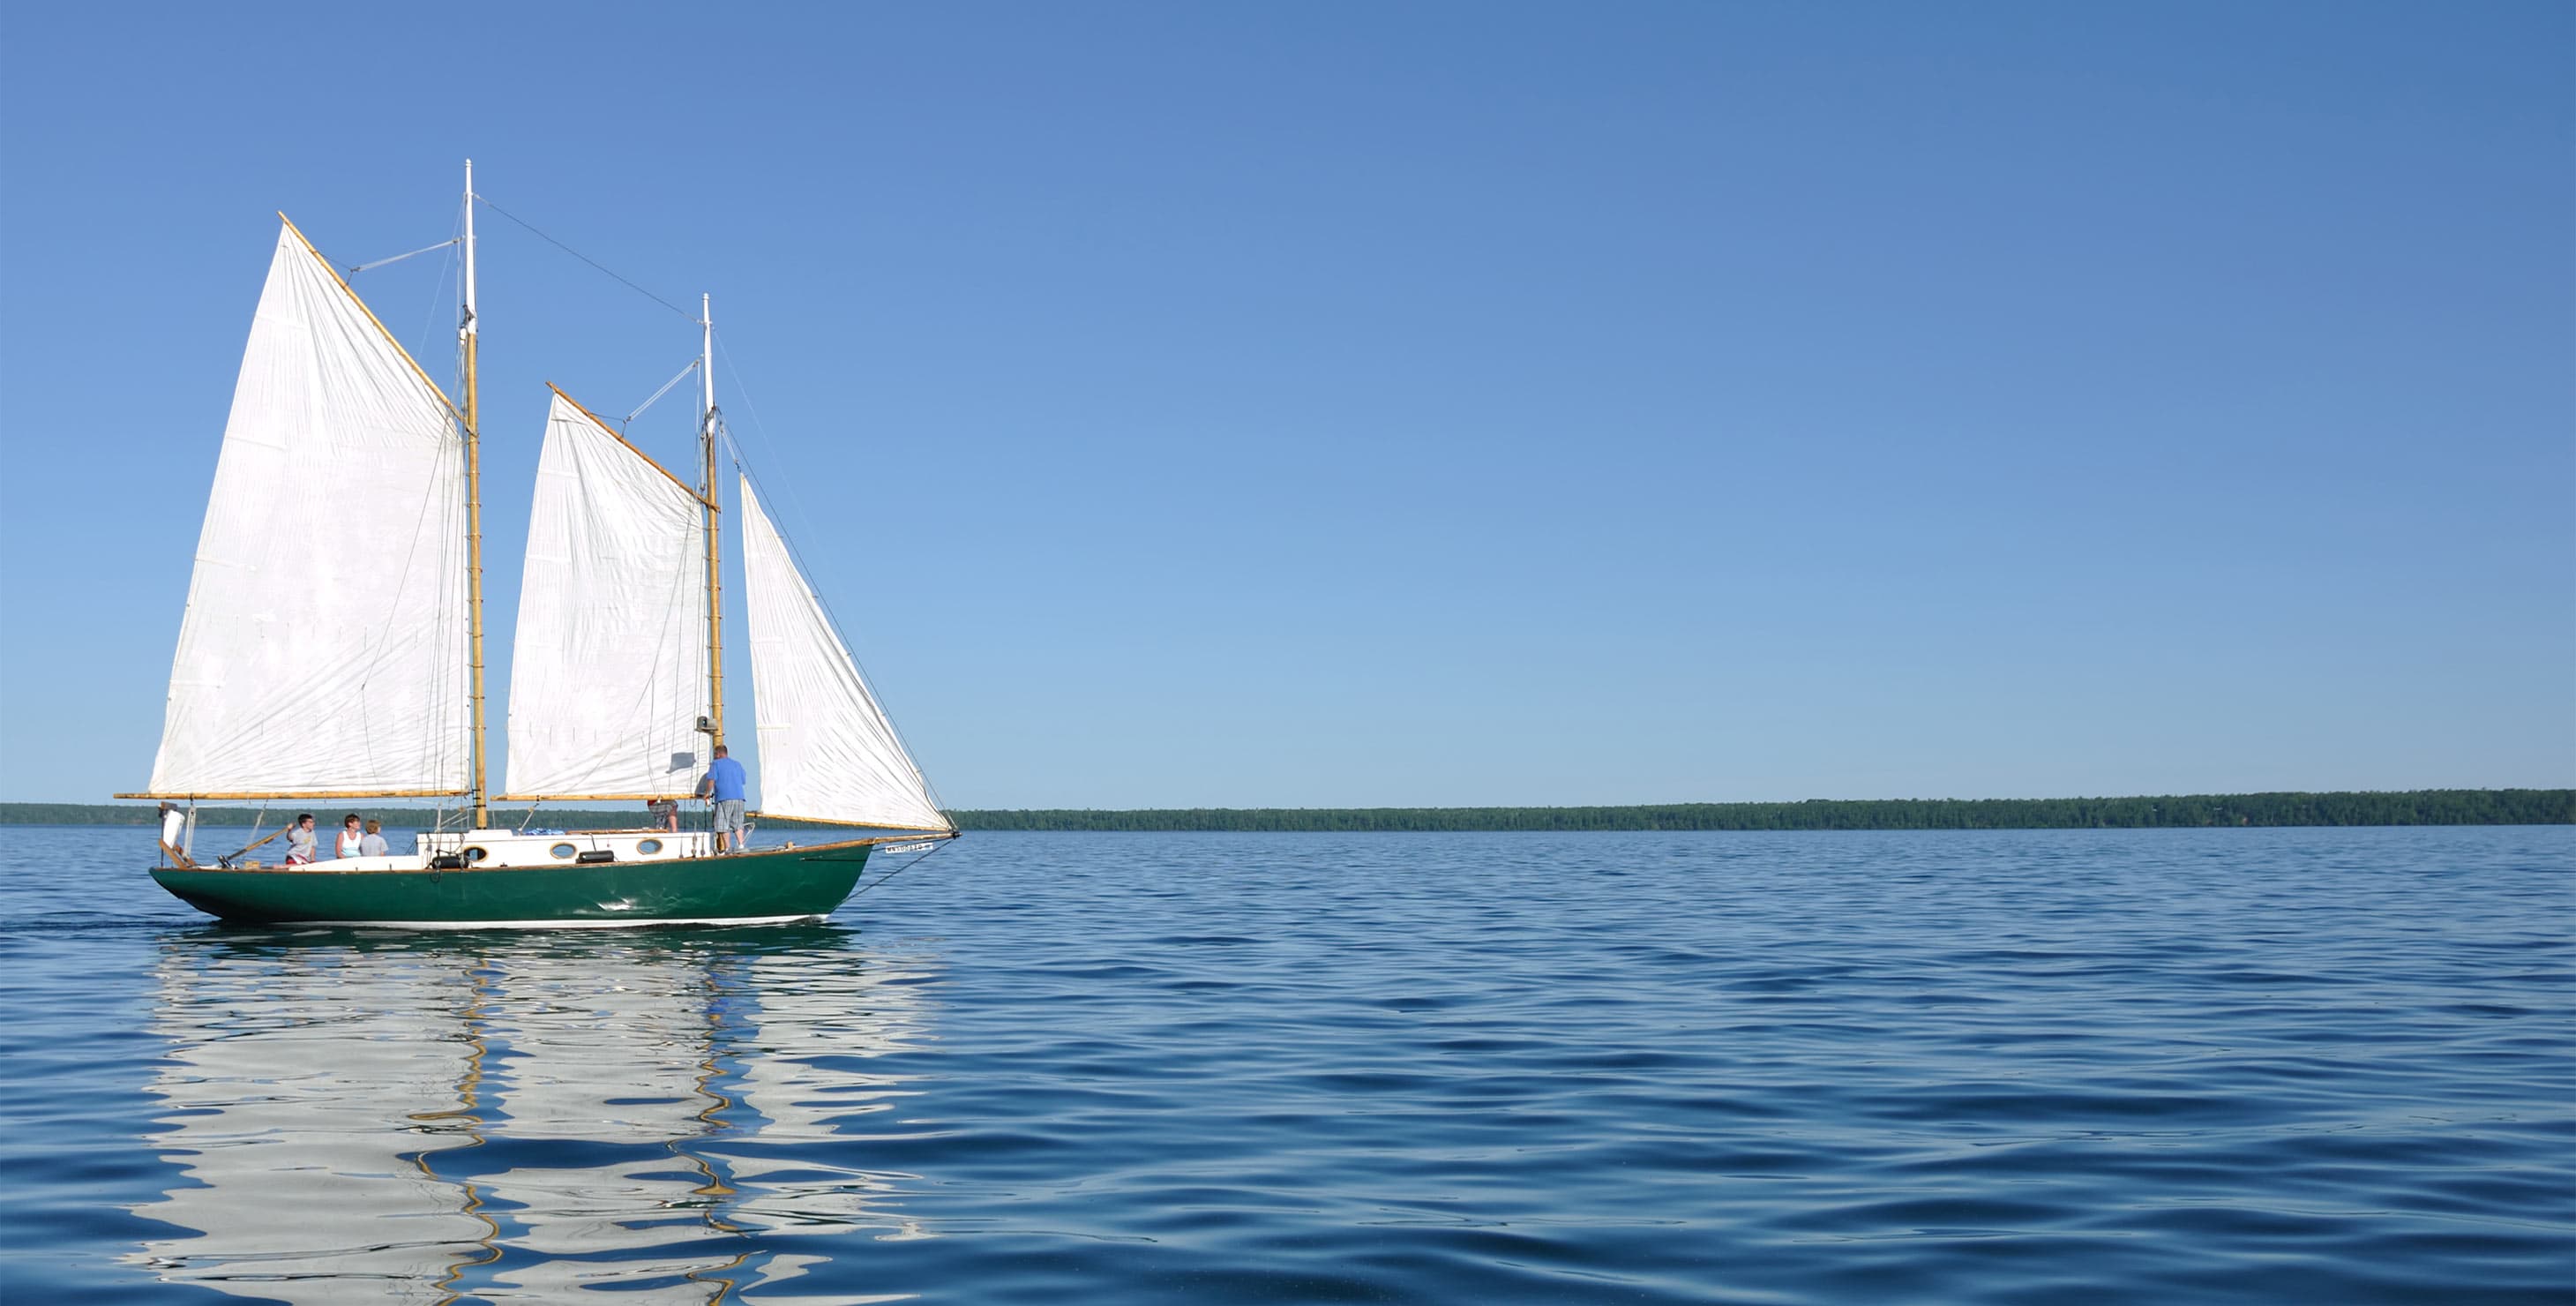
[129,929,936,1302]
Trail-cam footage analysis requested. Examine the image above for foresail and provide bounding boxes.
[503,393,708,799]
[738,477,949,831]
[146,222,469,797]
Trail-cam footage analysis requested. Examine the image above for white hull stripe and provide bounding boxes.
[287,913,827,931]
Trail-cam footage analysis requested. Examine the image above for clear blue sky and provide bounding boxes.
[2,2,2567,807]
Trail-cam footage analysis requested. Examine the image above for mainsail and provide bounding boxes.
[146,221,470,797]
[738,477,949,831]
[502,392,708,799]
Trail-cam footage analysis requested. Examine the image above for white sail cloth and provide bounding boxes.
[739,477,948,830]
[503,394,709,798]
[146,223,470,796]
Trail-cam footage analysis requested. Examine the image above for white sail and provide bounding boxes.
[503,393,708,798]
[738,477,948,830]
[146,222,470,797]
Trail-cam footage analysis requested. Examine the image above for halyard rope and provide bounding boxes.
[474,193,699,324]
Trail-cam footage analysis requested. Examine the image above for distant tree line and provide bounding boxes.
[19,791,2561,831]
[943,790,2572,831]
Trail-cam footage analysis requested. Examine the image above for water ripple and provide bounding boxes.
[0,825,2568,1302]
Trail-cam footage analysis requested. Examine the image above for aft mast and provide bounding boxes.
[463,160,490,828]
[700,293,725,749]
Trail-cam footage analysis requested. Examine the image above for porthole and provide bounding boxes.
[636,838,663,856]
[464,845,490,864]
[550,843,578,860]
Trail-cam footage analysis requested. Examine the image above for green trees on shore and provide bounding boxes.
[8,789,2567,831]
[947,790,2572,831]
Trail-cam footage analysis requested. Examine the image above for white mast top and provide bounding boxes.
[461,161,478,341]
[698,292,728,747]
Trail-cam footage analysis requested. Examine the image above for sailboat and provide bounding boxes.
[119,161,956,927]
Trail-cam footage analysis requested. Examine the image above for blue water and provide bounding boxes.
[1,825,2568,1303]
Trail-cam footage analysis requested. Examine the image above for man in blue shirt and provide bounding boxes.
[699,745,750,852]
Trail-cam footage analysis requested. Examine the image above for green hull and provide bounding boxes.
[148,843,873,927]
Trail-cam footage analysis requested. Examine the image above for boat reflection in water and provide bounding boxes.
[128,927,937,1302]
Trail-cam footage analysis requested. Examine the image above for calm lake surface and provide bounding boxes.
[1,825,2568,1304]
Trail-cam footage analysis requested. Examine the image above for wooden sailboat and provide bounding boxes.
[120,161,955,927]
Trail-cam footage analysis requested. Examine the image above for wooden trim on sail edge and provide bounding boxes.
[114,790,474,800]
[275,214,465,424]
[548,384,720,510]
[493,793,698,802]
[752,810,959,835]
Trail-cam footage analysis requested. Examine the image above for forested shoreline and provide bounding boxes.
[5,789,2566,831]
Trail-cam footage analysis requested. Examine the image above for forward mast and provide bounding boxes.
[462,159,490,829]
[700,294,725,750]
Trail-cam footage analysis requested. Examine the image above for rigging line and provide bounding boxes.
[717,415,953,818]
[413,216,461,382]
[625,357,703,428]
[220,804,275,868]
[367,385,458,787]
[473,193,699,323]
[723,441,954,823]
[844,835,955,899]
[711,330,954,817]
[408,245,476,784]
[714,336,851,626]
[715,430,958,824]
[712,337,795,514]
[347,237,461,276]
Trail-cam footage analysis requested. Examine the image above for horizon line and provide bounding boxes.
[26,785,2574,812]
